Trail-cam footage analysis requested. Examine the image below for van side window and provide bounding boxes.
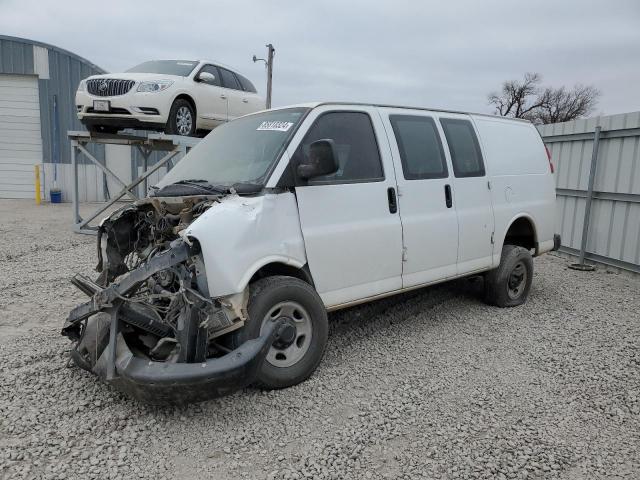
[390,115,448,179]
[440,118,485,177]
[295,112,384,184]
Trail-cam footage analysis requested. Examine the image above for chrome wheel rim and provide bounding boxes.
[260,301,312,368]
[507,261,527,299]
[175,106,192,135]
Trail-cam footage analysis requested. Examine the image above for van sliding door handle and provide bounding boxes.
[444,184,452,208]
[387,187,398,214]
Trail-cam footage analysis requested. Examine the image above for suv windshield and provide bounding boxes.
[126,60,198,76]
[155,108,309,190]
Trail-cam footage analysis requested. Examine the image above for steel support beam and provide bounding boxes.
[68,131,199,235]
[569,126,601,271]
[556,188,640,205]
[543,126,640,143]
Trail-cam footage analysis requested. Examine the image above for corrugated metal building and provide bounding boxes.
[0,35,105,199]
[538,112,640,273]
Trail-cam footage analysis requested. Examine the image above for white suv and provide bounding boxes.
[75,60,264,136]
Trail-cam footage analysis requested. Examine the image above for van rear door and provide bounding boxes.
[439,114,495,274]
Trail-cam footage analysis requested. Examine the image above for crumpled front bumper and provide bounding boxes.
[63,238,282,404]
[85,320,281,404]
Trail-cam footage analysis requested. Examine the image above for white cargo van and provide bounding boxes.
[63,103,560,403]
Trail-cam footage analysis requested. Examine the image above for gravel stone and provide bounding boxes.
[1,200,639,479]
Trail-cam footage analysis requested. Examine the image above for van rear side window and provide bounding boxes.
[390,115,448,180]
[440,118,485,178]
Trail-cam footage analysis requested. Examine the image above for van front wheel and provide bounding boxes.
[484,245,533,307]
[230,276,328,389]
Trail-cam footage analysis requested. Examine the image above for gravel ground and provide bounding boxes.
[1,199,639,480]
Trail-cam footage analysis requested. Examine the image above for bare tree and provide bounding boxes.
[487,72,544,121]
[488,73,600,124]
[533,84,600,124]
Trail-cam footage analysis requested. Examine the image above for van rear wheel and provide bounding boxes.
[229,276,328,389]
[483,245,533,307]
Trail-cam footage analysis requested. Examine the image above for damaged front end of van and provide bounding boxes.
[62,195,284,404]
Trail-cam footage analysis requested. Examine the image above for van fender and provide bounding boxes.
[494,213,539,265]
[212,256,308,322]
[237,255,308,295]
[184,192,308,300]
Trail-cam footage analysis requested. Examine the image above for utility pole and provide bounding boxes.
[253,43,275,109]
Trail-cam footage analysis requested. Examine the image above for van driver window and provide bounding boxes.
[294,112,384,184]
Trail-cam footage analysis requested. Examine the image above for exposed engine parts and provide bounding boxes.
[63,196,244,373]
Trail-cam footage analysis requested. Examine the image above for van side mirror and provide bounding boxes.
[297,139,339,180]
[197,71,216,84]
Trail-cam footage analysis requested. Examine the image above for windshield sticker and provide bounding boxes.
[257,121,294,132]
[177,62,195,66]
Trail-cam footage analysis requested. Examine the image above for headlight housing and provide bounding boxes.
[137,80,174,93]
[77,80,86,92]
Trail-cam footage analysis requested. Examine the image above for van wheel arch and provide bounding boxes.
[502,216,538,253]
[249,262,315,287]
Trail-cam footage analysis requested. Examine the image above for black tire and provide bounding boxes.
[165,99,196,136]
[87,124,119,134]
[483,245,533,307]
[229,276,328,389]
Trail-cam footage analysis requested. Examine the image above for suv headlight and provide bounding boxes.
[77,80,86,92]
[137,80,174,93]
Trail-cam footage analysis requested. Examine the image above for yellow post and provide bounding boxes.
[34,164,42,205]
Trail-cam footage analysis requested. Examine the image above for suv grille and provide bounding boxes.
[87,79,135,97]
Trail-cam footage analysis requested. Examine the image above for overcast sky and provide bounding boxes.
[1,0,639,116]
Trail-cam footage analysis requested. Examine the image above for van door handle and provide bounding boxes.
[242,98,249,103]
[444,184,452,208]
[220,94,227,99]
[387,187,398,214]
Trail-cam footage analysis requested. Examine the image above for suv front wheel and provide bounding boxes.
[166,99,195,136]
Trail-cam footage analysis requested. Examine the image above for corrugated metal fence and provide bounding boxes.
[538,112,640,273]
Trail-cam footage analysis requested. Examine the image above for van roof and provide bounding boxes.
[269,102,532,124]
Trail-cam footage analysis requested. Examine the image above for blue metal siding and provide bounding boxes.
[0,36,106,166]
[0,38,34,74]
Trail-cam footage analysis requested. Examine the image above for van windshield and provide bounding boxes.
[155,108,309,191]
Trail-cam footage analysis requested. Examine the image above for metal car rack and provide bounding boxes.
[68,131,200,234]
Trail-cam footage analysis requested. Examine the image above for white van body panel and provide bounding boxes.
[471,115,556,263]
[289,105,404,307]
[181,103,556,308]
[377,107,459,287]
[185,192,307,297]
[438,112,495,274]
